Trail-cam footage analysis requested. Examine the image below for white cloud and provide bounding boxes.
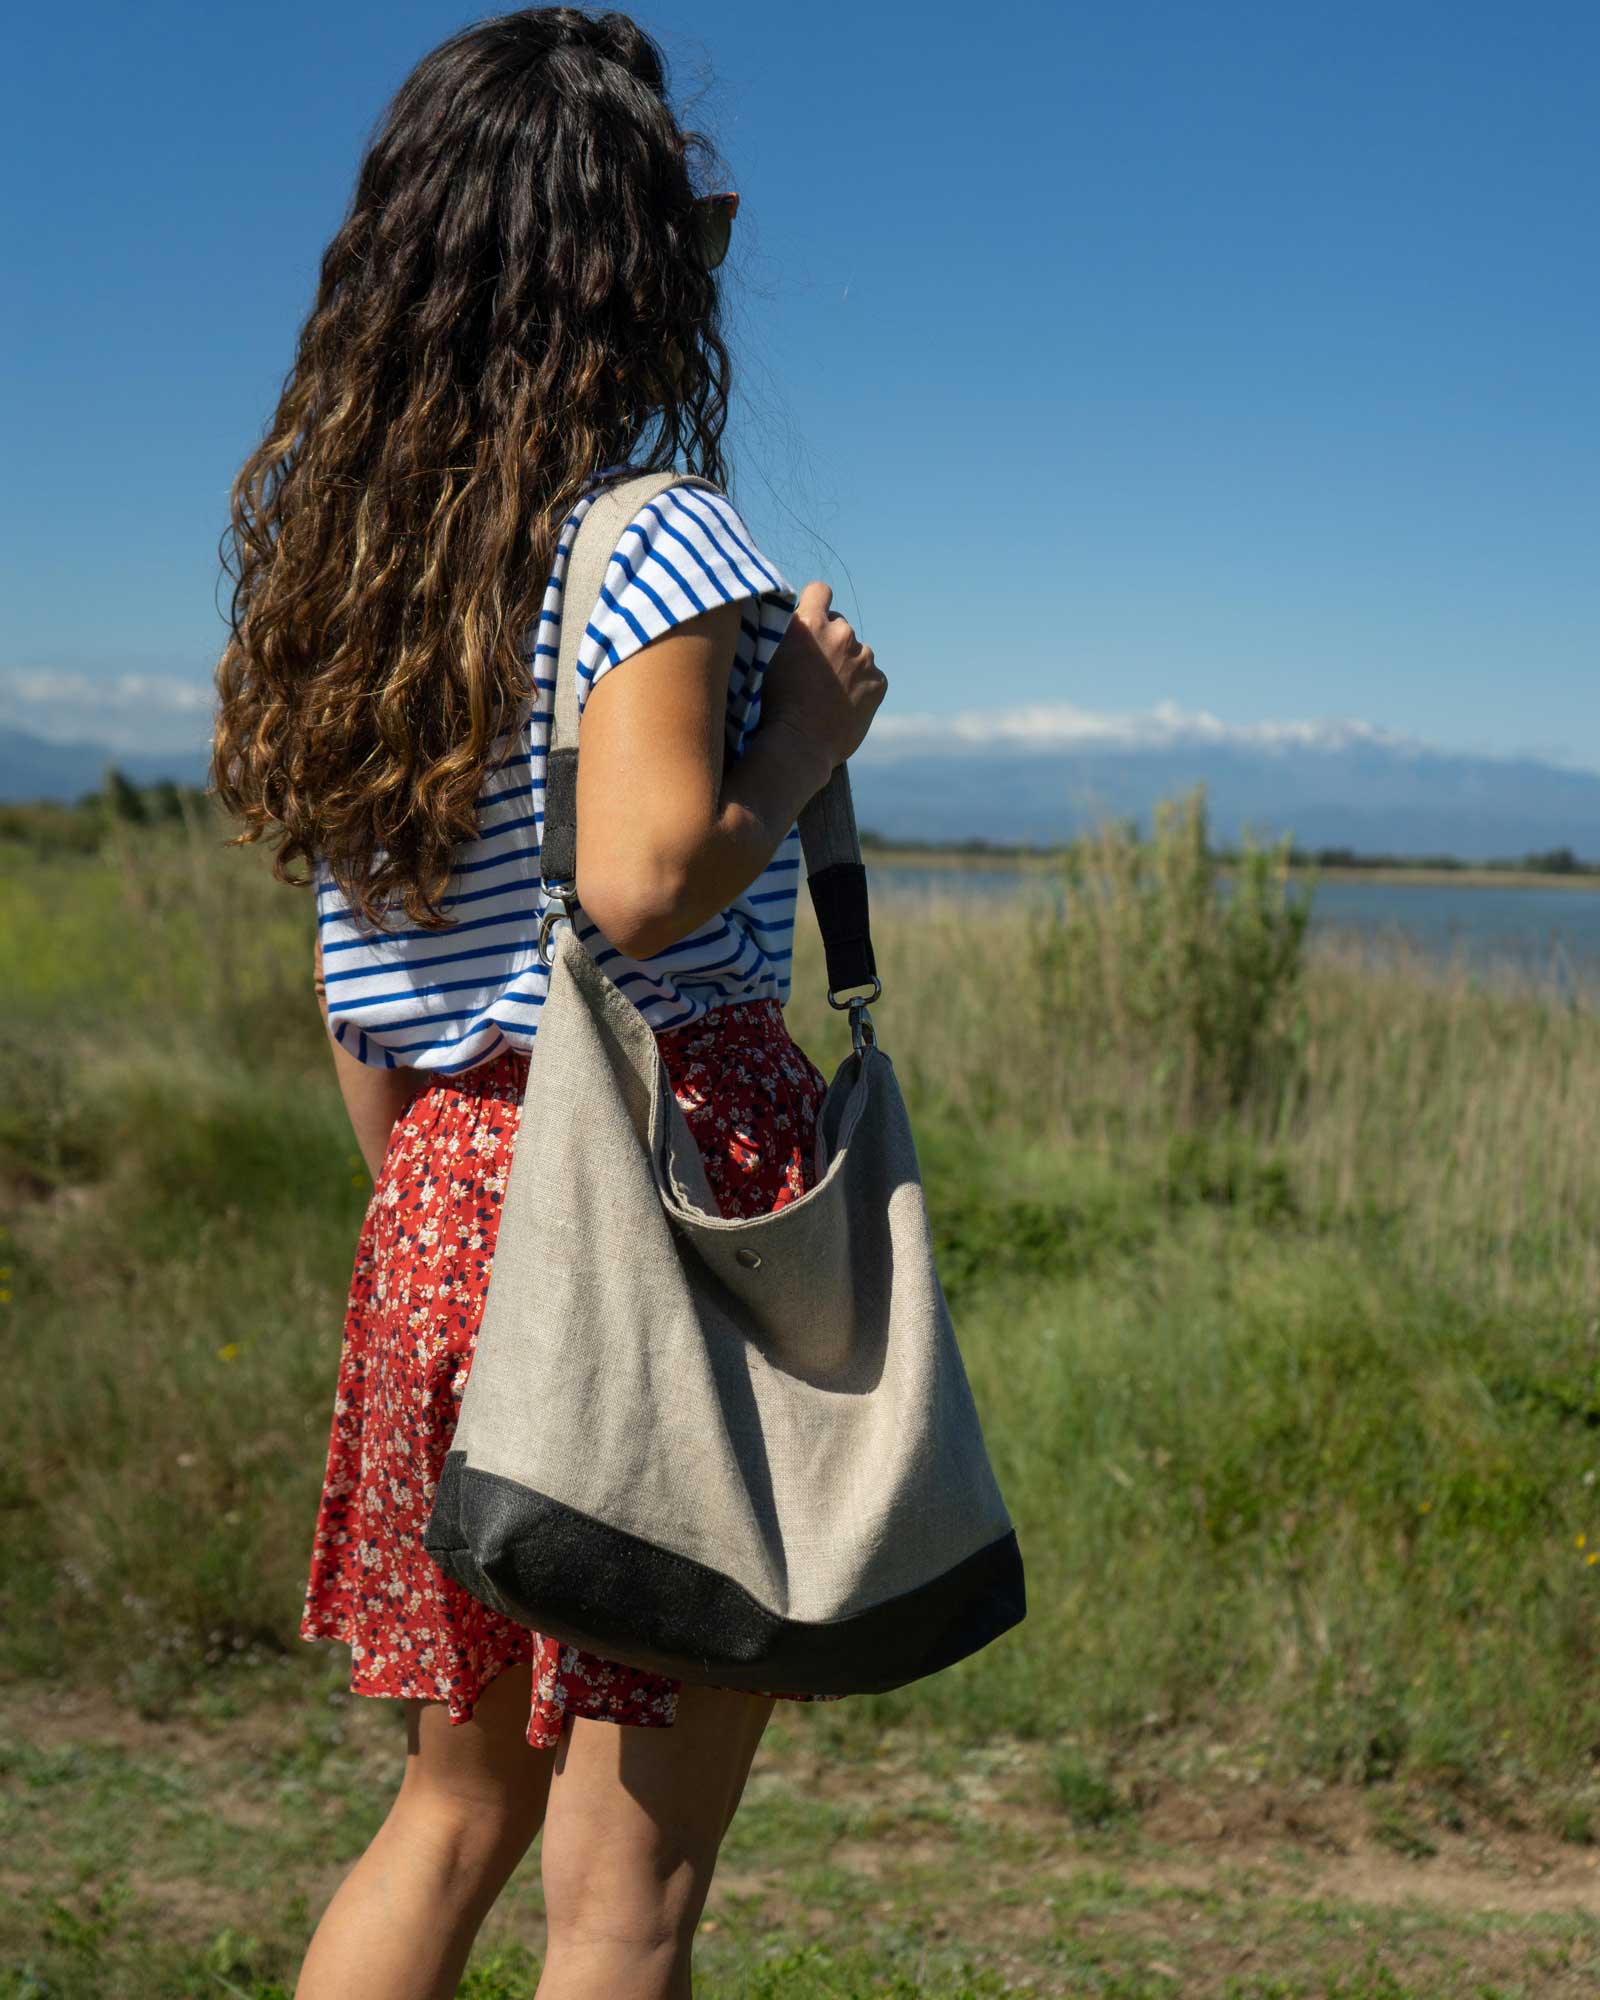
[8,671,1578,780]
[0,668,216,755]
[857,699,1425,761]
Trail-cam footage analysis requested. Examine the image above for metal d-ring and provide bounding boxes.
[827,975,882,1055]
[827,976,883,1011]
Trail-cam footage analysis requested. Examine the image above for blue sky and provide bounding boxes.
[3,0,1595,768]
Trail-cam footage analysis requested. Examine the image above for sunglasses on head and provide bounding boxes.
[695,190,738,270]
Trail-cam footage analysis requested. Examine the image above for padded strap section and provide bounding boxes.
[541,469,877,994]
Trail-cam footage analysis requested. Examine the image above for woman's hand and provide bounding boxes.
[758,582,887,775]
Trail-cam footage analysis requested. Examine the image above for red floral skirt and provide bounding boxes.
[299,995,844,1748]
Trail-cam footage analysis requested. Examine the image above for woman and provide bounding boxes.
[209,10,886,1996]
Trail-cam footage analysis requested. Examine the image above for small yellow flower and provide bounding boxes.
[1577,1534,1588,1550]
[1417,1500,1432,1515]
[1588,1553,1599,1569]
[0,1290,11,1306]
[217,1343,240,1362]
[351,1173,367,1188]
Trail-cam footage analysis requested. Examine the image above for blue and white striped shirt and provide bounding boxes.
[314,474,800,1074]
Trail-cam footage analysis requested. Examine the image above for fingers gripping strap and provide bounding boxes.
[541,469,876,995]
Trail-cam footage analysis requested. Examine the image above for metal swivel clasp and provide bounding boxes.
[538,880,579,967]
[827,976,883,1056]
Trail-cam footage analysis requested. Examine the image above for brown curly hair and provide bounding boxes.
[210,7,733,929]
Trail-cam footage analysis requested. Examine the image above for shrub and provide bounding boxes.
[1023,786,1311,1124]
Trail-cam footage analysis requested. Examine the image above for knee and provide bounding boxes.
[541,1830,700,1962]
[390,1771,543,1898]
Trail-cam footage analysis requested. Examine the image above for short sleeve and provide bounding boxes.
[574,482,795,717]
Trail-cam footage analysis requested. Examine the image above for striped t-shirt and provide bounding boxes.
[314,472,801,1074]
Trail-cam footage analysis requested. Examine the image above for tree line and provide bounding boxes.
[1,773,1594,879]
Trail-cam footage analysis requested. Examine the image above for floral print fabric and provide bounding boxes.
[299,996,843,1747]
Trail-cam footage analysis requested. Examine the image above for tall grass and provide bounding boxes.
[787,790,1600,1318]
[5,798,1600,1811]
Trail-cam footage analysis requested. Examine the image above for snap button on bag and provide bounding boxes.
[736,1247,762,1269]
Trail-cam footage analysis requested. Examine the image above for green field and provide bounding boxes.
[5,794,1600,1996]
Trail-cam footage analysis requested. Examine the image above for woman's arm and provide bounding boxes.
[576,582,885,961]
[313,932,423,1181]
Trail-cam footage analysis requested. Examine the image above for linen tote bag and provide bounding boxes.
[424,469,1026,1695]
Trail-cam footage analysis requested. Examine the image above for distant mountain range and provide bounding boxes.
[0,727,209,803]
[4,709,1598,864]
[845,707,1600,862]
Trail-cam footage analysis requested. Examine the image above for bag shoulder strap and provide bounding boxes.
[541,468,878,1004]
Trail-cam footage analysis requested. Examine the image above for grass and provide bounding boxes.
[4,793,1600,1992]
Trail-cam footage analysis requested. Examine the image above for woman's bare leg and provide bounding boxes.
[535,1683,776,2000]
[295,1663,556,2000]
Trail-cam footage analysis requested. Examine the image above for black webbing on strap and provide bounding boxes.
[795,758,878,995]
[804,855,878,995]
[541,745,579,888]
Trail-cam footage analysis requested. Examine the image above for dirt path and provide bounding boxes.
[6,1679,1600,1996]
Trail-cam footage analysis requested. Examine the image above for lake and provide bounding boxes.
[865,861,1600,989]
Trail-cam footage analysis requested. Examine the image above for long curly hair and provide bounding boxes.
[210,7,732,929]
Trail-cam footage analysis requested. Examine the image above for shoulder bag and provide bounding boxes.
[423,469,1026,1694]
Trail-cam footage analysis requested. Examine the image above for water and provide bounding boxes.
[865,860,1600,989]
